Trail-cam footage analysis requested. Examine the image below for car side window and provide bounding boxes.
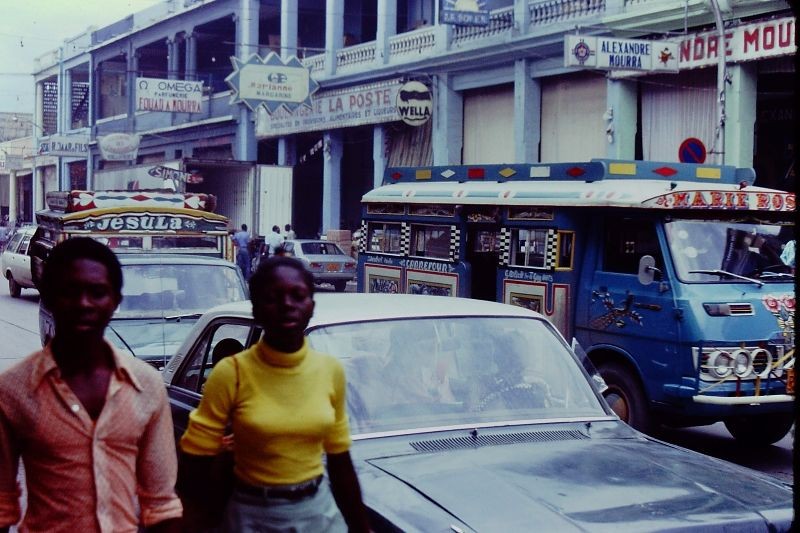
[18,236,31,255]
[175,322,253,393]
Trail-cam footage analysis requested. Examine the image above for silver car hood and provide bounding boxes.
[362,429,792,532]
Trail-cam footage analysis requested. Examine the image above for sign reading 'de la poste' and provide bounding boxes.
[566,36,679,72]
[256,80,403,138]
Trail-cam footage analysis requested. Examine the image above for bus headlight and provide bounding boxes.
[732,349,752,377]
[707,350,733,379]
[750,348,773,378]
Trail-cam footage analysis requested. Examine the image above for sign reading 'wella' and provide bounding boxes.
[396,81,432,126]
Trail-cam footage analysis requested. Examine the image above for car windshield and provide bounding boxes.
[106,319,196,360]
[308,316,605,435]
[116,263,246,318]
[665,220,795,282]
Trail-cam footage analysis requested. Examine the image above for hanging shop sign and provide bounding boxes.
[676,16,795,70]
[0,154,24,171]
[148,165,203,184]
[565,36,679,72]
[136,77,203,113]
[98,133,141,161]
[226,52,319,113]
[37,135,90,157]
[396,81,432,126]
[256,79,404,138]
[440,0,489,27]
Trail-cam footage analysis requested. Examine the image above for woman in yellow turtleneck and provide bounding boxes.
[178,257,370,533]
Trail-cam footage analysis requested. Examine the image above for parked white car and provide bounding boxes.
[1,226,36,298]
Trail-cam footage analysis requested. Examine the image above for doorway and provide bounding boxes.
[466,224,501,301]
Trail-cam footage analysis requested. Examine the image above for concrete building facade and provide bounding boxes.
[25,0,794,237]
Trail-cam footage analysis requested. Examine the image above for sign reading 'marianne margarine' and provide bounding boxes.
[226,52,319,113]
[256,80,403,138]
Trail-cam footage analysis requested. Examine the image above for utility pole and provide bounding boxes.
[708,0,727,165]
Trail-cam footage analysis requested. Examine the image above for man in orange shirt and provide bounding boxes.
[0,238,182,533]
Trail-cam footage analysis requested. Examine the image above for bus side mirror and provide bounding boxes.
[638,255,661,285]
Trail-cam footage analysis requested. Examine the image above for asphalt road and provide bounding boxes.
[0,280,792,488]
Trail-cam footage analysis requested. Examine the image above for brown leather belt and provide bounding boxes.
[235,475,323,501]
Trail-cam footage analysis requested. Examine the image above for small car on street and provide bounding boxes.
[1,225,36,298]
[163,293,793,532]
[280,239,356,291]
[39,254,248,369]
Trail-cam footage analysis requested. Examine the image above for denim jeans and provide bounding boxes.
[224,478,347,533]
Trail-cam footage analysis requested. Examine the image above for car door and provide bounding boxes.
[167,320,260,444]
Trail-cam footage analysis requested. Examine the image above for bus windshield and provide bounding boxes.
[665,220,794,282]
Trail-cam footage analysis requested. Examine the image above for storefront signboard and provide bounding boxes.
[136,77,203,113]
[0,154,24,171]
[440,1,489,27]
[396,81,432,126]
[565,36,679,72]
[226,52,319,113]
[256,80,403,138]
[98,133,140,161]
[677,16,795,69]
[37,135,90,157]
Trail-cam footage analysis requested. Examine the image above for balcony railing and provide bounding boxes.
[452,7,515,46]
[530,0,606,25]
[336,42,377,70]
[389,26,437,58]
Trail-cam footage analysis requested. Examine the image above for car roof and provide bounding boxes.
[202,293,543,328]
[117,254,236,266]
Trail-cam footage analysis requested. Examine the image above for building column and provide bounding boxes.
[373,125,387,188]
[8,170,17,226]
[325,0,344,76]
[432,74,462,165]
[514,60,539,163]
[513,0,531,36]
[278,137,296,166]
[375,0,397,65]
[185,31,197,81]
[605,78,637,159]
[61,67,72,132]
[34,166,46,213]
[322,130,342,234]
[724,62,756,168]
[127,47,139,133]
[235,0,259,162]
[167,37,179,79]
[280,0,298,59]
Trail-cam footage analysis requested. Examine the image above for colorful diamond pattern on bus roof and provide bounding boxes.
[65,190,215,212]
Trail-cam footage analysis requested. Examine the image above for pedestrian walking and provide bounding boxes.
[177,257,370,533]
[232,223,252,279]
[265,224,284,257]
[283,223,296,240]
[0,237,182,533]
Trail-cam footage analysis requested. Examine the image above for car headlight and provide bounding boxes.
[706,350,733,379]
[731,349,752,378]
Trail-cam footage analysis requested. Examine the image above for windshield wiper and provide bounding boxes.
[164,312,203,321]
[107,325,136,355]
[757,271,794,280]
[688,269,763,287]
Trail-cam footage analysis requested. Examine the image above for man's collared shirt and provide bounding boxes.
[0,344,182,532]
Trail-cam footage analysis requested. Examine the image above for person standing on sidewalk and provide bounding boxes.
[265,225,285,257]
[232,223,252,279]
[0,237,182,533]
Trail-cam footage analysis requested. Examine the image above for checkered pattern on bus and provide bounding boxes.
[449,226,460,262]
[499,228,511,266]
[358,221,368,253]
[400,223,411,255]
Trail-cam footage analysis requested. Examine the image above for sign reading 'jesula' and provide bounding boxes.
[67,213,220,232]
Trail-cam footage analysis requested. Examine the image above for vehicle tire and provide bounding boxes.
[8,276,21,298]
[724,413,794,446]
[333,280,347,292]
[598,362,654,434]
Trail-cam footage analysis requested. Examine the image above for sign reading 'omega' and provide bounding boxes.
[396,81,432,126]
